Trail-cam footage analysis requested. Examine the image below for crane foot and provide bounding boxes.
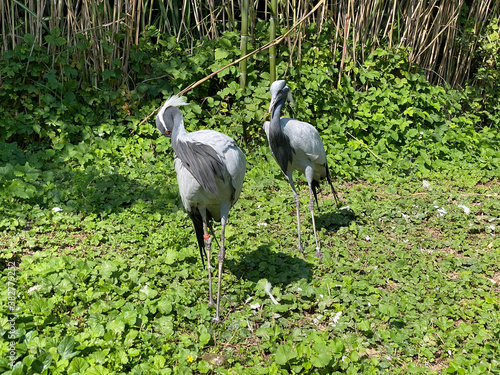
[314,248,323,260]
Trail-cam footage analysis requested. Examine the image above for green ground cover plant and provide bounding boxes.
[0,161,499,374]
[1,20,500,374]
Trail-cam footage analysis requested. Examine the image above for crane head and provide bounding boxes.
[269,80,294,113]
[156,95,189,137]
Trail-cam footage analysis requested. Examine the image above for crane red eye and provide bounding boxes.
[278,89,282,93]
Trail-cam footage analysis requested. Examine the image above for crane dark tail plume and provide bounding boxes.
[189,209,218,268]
[311,162,340,210]
[325,161,340,206]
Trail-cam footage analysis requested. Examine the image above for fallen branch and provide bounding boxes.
[138,0,326,127]
[345,131,392,166]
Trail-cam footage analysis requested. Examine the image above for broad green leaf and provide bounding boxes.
[274,344,297,365]
[5,179,37,199]
[99,261,117,279]
[68,358,89,375]
[157,296,173,314]
[378,304,398,318]
[153,355,166,369]
[329,338,345,354]
[31,352,52,374]
[58,336,78,361]
[11,362,24,375]
[139,284,158,300]
[358,320,371,332]
[215,48,229,60]
[88,349,110,364]
[121,310,137,326]
[124,329,139,346]
[106,318,125,334]
[199,332,211,346]
[84,365,110,375]
[311,343,332,368]
[164,251,177,265]
[117,350,129,364]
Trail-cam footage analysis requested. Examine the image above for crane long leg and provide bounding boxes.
[200,209,215,307]
[213,214,228,323]
[288,177,304,252]
[308,184,323,259]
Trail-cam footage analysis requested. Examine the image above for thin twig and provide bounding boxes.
[345,131,392,166]
[138,0,326,127]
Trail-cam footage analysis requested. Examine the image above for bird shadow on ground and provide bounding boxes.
[316,206,357,233]
[45,167,181,217]
[226,244,313,287]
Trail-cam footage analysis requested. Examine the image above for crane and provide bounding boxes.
[156,95,246,323]
[263,80,339,259]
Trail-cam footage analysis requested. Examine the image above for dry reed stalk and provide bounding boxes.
[318,0,326,31]
[332,6,342,58]
[453,0,496,86]
[2,0,498,89]
[387,0,397,49]
[208,0,217,39]
[135,0,143,45]
[1,1,7,51]
[338,11,350,87]
[176,0,188,42]
[191,0,203,40]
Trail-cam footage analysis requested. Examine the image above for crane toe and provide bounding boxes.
[314,248,323,260]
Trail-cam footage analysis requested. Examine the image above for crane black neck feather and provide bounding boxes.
[269,97,295,175]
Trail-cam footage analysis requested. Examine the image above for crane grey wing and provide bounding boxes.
[282,119,326,164]
[223,145,246,203]
[174,139,225,196]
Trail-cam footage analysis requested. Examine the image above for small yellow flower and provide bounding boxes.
[187,356,194,363]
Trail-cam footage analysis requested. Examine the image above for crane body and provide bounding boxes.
[263,80,338,258]
[156,96,246,323]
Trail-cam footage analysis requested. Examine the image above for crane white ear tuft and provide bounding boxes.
[161,95,189,109]
[157,95,189,126]
[287,91,294,105]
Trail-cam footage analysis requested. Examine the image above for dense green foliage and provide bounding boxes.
[1,22,499,374]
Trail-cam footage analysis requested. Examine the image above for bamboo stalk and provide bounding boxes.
[10,0,15,49]
[1,1,6,52]
[138,0,327,128]
[178,0,326,96]
[269,0,277,83]
[239,0,249,88]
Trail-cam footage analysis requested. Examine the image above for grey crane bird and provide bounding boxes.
[156,95,246,323]
[263,80,339,258]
